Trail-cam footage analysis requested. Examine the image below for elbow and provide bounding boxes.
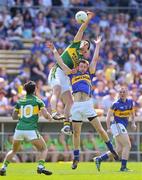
[12,116,18,120]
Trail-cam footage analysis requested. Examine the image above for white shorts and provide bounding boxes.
[48,66,71,94]
[13,130,41,141]
[71,99,97,122]
[110,123,128,137]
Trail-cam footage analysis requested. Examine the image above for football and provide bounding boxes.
[75,11,88,24]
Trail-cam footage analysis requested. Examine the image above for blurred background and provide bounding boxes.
[0,0,142,162]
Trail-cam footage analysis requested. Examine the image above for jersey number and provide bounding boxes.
[21,105,33,118]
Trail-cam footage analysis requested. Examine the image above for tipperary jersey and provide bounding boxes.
[14,95,45,130]
[60,41,83,69]
[68,70,94,95]
[110,98,134,128]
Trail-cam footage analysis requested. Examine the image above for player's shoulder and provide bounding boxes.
[18,96,26,103]
[35,96,44,105]
[126,98,133,102]
[34,95,42,102]
[111,99,120,108]
[126,98,133,105]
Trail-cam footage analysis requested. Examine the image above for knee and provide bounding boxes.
[39,146,47,152]
[124,142,131,150]
[73,129,80,137]
[96,127,105,134]
[127,142,131,150]
[36,143,47,152]
[53,86,61,96]
[12,149,17,154]
[116,148,122,156]
[65,98,73,107]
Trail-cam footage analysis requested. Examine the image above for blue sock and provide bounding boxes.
[105,141,115,153]
[73,149,80,161]
[121,159,127,169]
[100,153,109,161]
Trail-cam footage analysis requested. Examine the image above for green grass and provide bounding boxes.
[0,162,142,180]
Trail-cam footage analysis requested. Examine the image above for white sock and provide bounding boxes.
[1,164,7,170]
[38,165,44,169]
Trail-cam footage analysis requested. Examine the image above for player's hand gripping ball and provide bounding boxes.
[75,11,88,24]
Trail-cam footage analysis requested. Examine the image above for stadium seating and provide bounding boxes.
[0,50,31,75]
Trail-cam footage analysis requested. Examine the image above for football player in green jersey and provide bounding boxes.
[47,11,94,135]
[0,81,53,176]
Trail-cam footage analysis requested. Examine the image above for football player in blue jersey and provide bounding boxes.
[47,37,119,169]
[93,87,137,172]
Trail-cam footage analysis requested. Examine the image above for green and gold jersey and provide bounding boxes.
[60,41,83,69]
[15,95,45,130]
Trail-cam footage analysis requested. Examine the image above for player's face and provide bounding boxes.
[80,41,90,55]
[78,62,88,74]
[119,88,127,100]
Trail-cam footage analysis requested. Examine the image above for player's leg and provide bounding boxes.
[48,67,65,120]
[61,90,73,135]
[31,136,52,175]
[50,85,65,120]
[115,137,123,158]
[90,117,119,160]
[0,140,21,176]
[93,128,123,171]
[116,134,131,171]
[72,121,82,169]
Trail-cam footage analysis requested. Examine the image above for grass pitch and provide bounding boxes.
[0,162,142,180]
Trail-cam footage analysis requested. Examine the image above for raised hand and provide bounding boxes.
[94,36,102,45]
[46,41,55,51]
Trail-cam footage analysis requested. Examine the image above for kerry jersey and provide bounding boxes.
[14,95,45,130]
[60,41,83,69]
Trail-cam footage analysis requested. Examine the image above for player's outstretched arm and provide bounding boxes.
[89,36,102,73]
[74,11,94,42]
[41,107,52,121]
[46,41,72,74]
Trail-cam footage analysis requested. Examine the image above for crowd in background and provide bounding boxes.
[0,0,142,161]
[0,0,142,116]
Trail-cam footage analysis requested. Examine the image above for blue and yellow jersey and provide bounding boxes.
[110,98,134,128]
[68,70,94,95]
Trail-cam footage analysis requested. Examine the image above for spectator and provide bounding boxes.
[0,89,11,116]
[124,54,142,73]
[31,36,45,53]
[7,16,23,49]
[0,68,8,82]
[23,10,34,39]
[0,15,13,49]
[30,54,47,83]
[101,89,117,114]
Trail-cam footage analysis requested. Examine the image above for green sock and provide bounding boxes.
[38,160,45,169]
[2,160,10,170]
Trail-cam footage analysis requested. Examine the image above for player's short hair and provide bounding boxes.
[119,86,128,93]
[80,40,90,50]
[79,59,89,65]
[24,81,36,95]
